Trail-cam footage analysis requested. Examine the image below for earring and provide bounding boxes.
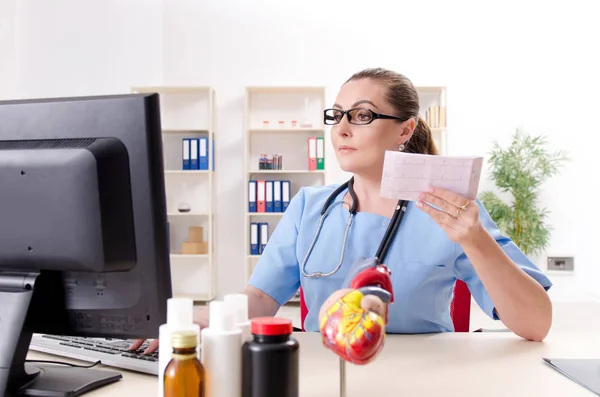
[398,143,405,151]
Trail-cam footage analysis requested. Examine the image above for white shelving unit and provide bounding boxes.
[244,86,327,303]
[416,86,447,155]
[131,86,217,302]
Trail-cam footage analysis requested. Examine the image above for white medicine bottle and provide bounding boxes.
[224,293,252,343]
[158,298,200,397]
[201,300,242,397]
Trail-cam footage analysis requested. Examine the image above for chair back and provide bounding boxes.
[298,280,471,332]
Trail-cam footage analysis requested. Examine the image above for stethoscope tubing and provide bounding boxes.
[300,177,407,279]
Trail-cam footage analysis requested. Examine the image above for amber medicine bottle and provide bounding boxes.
[163,330,205,397]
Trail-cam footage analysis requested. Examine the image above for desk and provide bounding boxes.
[26,330,599,397]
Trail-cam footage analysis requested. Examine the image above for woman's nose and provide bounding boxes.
[335,116,353,137]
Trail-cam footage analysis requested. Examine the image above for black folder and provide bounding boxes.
[543,358,600,395]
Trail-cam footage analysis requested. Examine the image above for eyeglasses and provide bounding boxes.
[323,108,410,125]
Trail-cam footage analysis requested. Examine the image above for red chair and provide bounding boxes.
[298,280,471,332]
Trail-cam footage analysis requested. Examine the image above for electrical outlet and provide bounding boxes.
[547,256,574,271]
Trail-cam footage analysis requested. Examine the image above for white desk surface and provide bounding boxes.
[26,330,600,397]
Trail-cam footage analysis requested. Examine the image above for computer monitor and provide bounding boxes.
[0,93,172,396]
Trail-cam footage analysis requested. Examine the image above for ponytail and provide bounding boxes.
[404,116,439,155]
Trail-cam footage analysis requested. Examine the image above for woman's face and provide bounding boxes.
[329,78,413,177]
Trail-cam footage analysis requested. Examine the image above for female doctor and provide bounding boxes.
[133,68,553,354]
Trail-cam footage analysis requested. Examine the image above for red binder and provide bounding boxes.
[256,180,266,212]
[308,137,317,171]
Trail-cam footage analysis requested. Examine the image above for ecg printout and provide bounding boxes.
[380,151,484,201]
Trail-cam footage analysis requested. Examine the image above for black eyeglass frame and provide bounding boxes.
[323,107,411,125]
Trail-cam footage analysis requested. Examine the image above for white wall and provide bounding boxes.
[0,0,18,99]
[162,0,600,300]
[9,0,599,302]
[13,0,163,98]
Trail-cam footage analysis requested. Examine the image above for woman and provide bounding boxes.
[134,68,552,354]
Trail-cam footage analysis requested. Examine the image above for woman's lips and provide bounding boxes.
[339,146,356,153]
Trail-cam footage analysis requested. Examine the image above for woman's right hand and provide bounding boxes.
[128,305,209,354]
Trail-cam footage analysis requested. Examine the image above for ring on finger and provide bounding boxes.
[452,208,460,219]
[460,200,469,211]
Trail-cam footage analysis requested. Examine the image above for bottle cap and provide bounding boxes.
[171,330,198,349]
[209,301,234,331]
[167,298,194,327]
[251,317,293,336]
[224,294,248,324]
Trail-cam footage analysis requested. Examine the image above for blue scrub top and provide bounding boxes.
[248,184,552,333]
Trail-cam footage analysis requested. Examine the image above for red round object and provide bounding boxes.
[251,317,293,336]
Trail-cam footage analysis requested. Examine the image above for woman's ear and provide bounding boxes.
[397,118,416,145]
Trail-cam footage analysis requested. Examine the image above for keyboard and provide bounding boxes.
[29,334,159,375]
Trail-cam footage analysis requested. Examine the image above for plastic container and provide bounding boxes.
[242,317,299,397]
[224,294,252,343]
[158,298,200,397]
[201,300,242,397]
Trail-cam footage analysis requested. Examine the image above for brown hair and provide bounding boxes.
[345,68,439,155]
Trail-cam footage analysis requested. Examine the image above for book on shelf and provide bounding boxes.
[424,105,446,129]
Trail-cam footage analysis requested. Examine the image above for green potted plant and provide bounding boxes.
[479,128,568,256]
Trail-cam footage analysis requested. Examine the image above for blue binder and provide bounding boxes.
[182,138,191,170]
[248,180,257,212]
[266,180,274,213]
[259,222,269,254]
[273,180,282,212]
[282,180,290,211]
[199,137,208,170]
[190,138,199,170]
[250,222,259,255]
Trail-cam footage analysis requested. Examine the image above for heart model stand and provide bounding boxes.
[324,264,395,397]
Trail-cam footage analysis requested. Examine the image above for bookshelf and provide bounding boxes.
[244,86,327,303]
[131,86,217,302]
[416,86,447,155]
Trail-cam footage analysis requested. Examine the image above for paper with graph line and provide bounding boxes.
[380,151,484,201]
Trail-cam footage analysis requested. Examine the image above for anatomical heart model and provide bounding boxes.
[319,258,393,365]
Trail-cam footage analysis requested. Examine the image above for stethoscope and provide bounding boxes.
[300,176,408,279]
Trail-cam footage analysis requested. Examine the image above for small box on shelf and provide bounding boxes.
[181,226,208,255]
[188,226,204,242]
[182,241,208,255]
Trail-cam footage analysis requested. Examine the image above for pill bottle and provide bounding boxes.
[242,317,299,397]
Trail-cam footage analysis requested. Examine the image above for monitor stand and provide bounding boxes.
[0,272,122,397]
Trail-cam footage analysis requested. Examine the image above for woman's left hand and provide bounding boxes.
[416,187,484,246]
